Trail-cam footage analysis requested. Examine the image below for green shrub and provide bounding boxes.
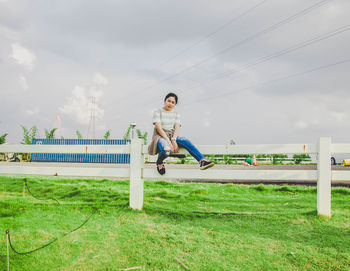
[293,154,311,164]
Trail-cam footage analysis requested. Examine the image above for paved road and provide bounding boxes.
[1,162,349,170]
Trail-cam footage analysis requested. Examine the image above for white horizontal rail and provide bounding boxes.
[332,170,350,181]
[0,144,130,154]
[0,165,129,178]
[143,168,317,181]
[331,144,350,154]
[2,165,348,182]
[142,144,317,155]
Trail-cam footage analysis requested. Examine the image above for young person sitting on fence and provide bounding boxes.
[243,155,258,166]
[148,92,214,175]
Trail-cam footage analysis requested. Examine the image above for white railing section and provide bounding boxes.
[0,137,347,217]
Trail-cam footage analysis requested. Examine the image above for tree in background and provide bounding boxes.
[76,130,83,139]
[20,125,38,162]
[293,154,311,164]
[271,154,288,165]
[45,128,57,139]
[0,133,7,161]
[21,125,38,144]
[104,130,111,139]
[0,133,7,144]
[136,129,148,145]
[123,124,148,144]
[123,125,133,140]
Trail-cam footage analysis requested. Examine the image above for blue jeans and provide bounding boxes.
[156,136,204,164]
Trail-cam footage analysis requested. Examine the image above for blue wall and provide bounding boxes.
[31,139,130,164]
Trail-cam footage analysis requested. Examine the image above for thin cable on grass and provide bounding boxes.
[174,257,189,270]
[23,179,60,205]
[63,208,98,236]
[6,230,58,256]
[6,208,98,255]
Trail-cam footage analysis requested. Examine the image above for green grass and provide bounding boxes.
[0,176,349,270]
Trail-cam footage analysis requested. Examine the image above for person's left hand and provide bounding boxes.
[172,141,179,153]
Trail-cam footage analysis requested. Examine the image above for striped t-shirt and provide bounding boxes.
[152,108,181,130]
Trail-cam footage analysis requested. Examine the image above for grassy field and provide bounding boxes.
[0,176,349,271]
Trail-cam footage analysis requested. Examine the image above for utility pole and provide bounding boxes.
[87,96,96,139]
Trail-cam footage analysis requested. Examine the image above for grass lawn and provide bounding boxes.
[0,176,349,271]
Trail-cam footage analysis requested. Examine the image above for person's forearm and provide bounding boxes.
[155,123,172,144]
[172,124,180,140]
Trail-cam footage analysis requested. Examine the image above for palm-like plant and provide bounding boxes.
[0,133,7,144]
[136,129,148,145]
[76,130,83,139]
[123,125,133,140]
[104,130,111,139]
[123,125,147,144]
[45,128,57,139]
[21,125,38,144]
[0,133,7,161]
[20,125,38,162]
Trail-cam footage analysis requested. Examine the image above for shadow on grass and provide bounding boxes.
[143,205,349,252]
[143,205,290,218]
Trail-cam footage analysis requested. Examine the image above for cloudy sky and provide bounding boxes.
[1,0,350,145]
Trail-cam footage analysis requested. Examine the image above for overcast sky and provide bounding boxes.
[1,0,350,145]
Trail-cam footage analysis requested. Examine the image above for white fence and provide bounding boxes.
[0,137,349,217]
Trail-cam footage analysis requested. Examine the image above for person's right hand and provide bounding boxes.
[168,141,175,153]
[172,141,179,153]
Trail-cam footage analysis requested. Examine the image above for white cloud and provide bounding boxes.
[2,1,350,144]
[90,88,104,99]
[203,119,211,128]
[10,43,36,70]
[59,85,104,125]
[26,106,40,116]
[93,72,108,86]
[294,120,308,130]
[331,111,345,123]
[19,75,28,90]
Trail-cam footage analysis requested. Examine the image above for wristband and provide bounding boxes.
[171,137,177,141]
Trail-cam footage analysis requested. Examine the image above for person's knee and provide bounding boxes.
[164,146,172,156]
[178,137,193,148]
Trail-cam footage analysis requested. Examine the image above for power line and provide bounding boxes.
[109,55,349,135]
[115,1,269,105]
[180,58,350,107]
[155,0,268,68]
[179,23,350,93]
[131,0,334,96]
[110,44,350,126]
[119,22,349,118]
[110,0,340,122]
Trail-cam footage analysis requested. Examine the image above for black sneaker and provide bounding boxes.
[200,159,214,170]
[157,163,166,175]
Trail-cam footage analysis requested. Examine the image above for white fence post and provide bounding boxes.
[129,139,144,210]
[317,137,331,217]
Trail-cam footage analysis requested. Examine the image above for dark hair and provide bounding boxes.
[164,93,178,104]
